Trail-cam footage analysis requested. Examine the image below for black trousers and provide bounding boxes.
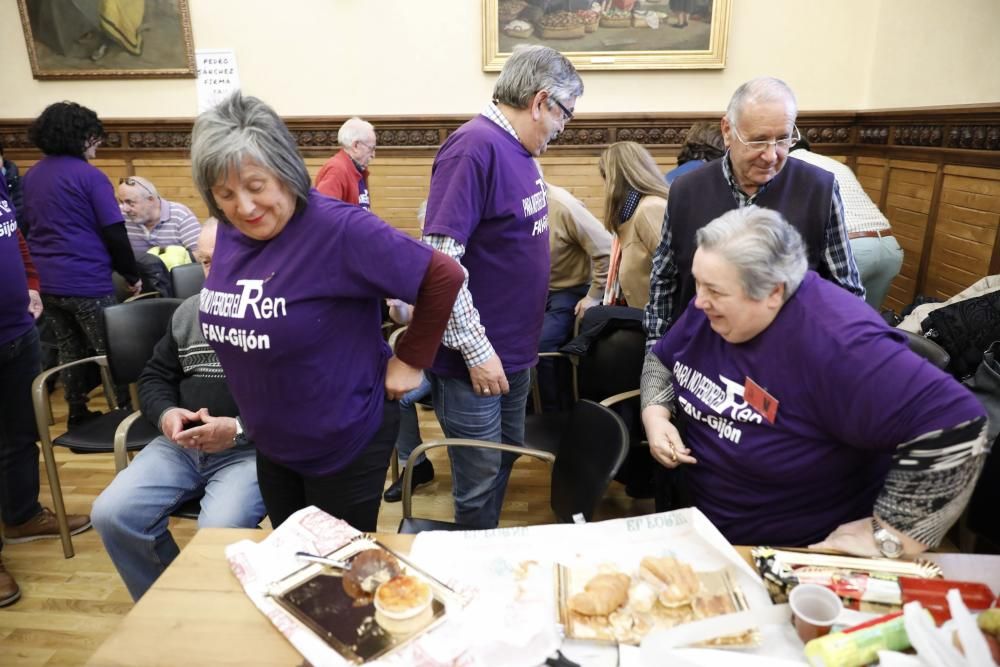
[256,400,398,531]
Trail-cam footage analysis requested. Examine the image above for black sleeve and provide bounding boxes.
[137,328,184,430]
[99,222,140,284]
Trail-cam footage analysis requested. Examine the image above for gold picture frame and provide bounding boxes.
[484,0,731,71]
[17,0,196,80]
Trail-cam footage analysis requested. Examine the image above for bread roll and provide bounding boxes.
[568,572,630,616]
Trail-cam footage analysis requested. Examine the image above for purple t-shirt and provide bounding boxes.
[0,178,32,346]
[652,272,985,546]
[423,115,550,377]
[199,190,432,475]
[22,156,123,297]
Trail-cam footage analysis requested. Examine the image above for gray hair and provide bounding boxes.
[337,117,375,148]
[493,45,584,110]
[122,175,158,198]
[695,206,808,301]
[190,92,311,225]
[725,76,797,126]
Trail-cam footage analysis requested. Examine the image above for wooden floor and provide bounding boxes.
[2,389,653,666]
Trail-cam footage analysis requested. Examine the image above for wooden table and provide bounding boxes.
[86,529,1000,666]
[86,529,414,667]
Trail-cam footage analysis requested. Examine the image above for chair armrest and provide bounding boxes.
[600,388,639,408]
[531,351,579,413]
[387,325,407,351]
[124,291,161,302]
[113,410,147,473]
[402,439,555,518]
[31,355,108,431]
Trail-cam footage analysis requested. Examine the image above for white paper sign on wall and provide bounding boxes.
[196,49,241,114]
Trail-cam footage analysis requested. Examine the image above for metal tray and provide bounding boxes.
[267,537,459,665]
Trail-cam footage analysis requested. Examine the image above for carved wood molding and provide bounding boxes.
[2,106,997,162]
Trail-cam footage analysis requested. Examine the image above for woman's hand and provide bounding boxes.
[27,289,43,319]
[172,408,238,453]
[385,356,423,401]
[642,404,696,469]
[809,516,928,558]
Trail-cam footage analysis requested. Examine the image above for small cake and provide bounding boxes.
[374,574,433,620]
[341,549,401,602]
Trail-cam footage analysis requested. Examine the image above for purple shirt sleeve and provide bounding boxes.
[423,155,488,245]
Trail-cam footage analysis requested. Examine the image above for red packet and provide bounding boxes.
[744,377,778,423]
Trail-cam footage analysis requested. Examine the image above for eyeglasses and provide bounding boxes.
[358,141,376,153]
[551,97,574,122]
[731,125,801,153]
[119,177,155,197]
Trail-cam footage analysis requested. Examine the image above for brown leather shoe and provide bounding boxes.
[0,556,21,607]
[2,508,92,544]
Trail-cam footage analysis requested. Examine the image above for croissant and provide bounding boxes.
[568,572,631,616]
[639,556,700,607]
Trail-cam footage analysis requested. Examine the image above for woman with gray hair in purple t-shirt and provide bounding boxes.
[640,205,988,559]
[189,92,463,530]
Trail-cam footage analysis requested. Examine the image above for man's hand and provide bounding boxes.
[574,295,601,318]
[160,407,203,442]
[27,289,43,319]
[385,356,423,401]
[172,408,238,453]
[128,279,143,296]
[642,404,696,469]
[469,353,509,397]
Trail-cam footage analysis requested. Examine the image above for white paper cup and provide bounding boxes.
[789,583,843,643]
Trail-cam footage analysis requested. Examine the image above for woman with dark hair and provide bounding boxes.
[189,92,463,530]
[666,121,725,184]
[598,141,669,309]
[22,101,141,426]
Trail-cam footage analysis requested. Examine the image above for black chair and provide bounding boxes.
[31,298,183,557]
[170,263,205,299]
[899,329,950,370]
[399,399,629,533]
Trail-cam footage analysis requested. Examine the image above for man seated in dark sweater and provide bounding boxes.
[91,220,265,601]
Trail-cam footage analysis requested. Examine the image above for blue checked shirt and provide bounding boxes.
[643,153,865,349]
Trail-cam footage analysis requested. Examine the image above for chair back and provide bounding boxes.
[104,299,183,385]
[899,329,950,370]
[550,399,629,523]
[171,263,206,299]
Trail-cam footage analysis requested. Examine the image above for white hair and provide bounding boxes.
[725,77,797,126]
[695,206,808,301]
[337,117,375,148]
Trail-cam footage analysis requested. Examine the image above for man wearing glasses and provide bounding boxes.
[315,117,377,211]
[643,76,865,349]
[117,176,201,258]
[422,45,583,529]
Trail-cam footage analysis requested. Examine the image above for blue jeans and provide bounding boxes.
[396,375,432,467]
[91,436,265,600]
[429,369,532,528]
[0,327,43,548]
[850,235,904,310]
[538,285,588,411]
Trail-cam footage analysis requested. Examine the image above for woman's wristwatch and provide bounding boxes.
[872,518,903,559]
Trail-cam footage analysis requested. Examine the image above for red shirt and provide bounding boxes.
[315,149,370,210]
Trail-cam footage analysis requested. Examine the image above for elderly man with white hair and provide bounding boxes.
[644,76,866,349]
[315,117,377,210]
[117,175,201,258]
[640,206,989,557]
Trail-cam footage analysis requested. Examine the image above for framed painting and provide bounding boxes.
[484,0,731,71]
[17,0,196,79]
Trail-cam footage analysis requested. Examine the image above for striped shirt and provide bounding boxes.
[423,102,536,368]
[126,198,201,258]
[789,150,891,235]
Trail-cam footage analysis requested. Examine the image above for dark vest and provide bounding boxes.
[668,157,834,321]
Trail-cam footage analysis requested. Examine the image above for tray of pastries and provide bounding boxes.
[267,537,459,664]
[556,555,760,648]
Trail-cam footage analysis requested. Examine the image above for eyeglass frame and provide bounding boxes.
[356,140,377,153]
[550,97,574,122]
[118,177,155,198]
[730,124,801,153]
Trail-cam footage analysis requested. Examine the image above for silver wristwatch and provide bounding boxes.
[872,518,903,559]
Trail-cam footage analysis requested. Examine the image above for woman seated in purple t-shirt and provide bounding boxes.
[640,206,989,558]
[22,102,142,426]
[189,92,463,530]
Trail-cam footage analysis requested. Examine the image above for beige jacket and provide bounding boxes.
[546,183,612,299]
[616,196,666,310]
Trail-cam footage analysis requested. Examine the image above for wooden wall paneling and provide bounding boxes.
[924,164,1000,297]
[882,160,938,311]
[366,157,434,237]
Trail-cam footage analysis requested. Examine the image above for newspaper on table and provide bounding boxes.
[225,506,783,666]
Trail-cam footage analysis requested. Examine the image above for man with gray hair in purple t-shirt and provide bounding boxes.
[422,45,584,529]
